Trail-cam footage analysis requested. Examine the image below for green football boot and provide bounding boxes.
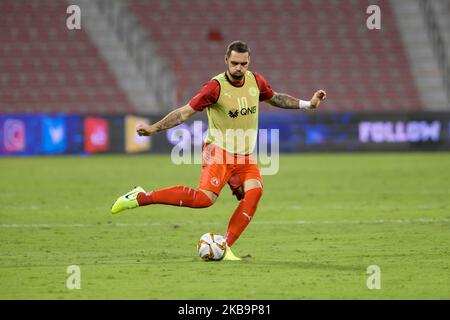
[222,245,242,261]
[111,186,146,214]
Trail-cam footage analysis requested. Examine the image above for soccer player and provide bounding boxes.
[111,40,326,260]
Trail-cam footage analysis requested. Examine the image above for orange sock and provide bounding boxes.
[225,188,263,247]
[137,186,213,208]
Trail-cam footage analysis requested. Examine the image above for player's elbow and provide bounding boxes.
[180,104,197,121]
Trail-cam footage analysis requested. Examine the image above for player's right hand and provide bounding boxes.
[136,122,152,136]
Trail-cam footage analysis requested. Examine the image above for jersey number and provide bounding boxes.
[237,97,248,110]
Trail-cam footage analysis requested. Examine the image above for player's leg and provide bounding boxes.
[136,186,216,208]
[134,156,227,209]
[111,186,217,214]
[111,146,227,214]
[225,178,263,247]
[111,185,217,214]
[222,178,262,261]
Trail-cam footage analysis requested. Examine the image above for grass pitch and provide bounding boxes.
[0,153,449,299]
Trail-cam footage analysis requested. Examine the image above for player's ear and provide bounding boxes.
[224,55,228,65]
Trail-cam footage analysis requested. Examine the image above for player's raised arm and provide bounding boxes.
[266,90,327,110]
[136,104,198,136]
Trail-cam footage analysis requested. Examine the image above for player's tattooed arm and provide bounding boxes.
[266,92,300,109]
[136,104,197,136]
[266,90,326,110]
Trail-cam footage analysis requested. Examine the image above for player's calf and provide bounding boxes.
[137,186,215,208]
[225,187,263,247]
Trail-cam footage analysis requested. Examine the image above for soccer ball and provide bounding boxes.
[197,232,227,261]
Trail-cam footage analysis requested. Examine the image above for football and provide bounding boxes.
[197,232,227,261]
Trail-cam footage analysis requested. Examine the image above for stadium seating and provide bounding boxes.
[129,0,422,111]
[0,0,136,114]
[0,0,423,114]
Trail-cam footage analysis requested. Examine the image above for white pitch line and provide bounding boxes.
[0,218,449,229]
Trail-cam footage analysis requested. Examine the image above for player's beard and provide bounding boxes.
[229,71,244,82]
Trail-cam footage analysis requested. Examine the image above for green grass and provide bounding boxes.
[0,153,449,299]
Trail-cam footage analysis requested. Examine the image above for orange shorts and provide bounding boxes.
[198,143,262,197]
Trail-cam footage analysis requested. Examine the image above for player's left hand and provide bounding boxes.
[310,89,327,109]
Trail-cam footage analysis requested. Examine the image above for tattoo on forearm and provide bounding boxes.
[269,93,299,109]
[155,110,183,132]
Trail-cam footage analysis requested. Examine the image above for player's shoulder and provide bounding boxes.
[250,70,266,81]
[249,71,270,88]
[212,72,226,81]
[195,77,221,102]
[201,78,220,92]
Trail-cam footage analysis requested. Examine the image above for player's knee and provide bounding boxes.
[195,189,216,208]
[245,187,263,202]
[202,197,215,208]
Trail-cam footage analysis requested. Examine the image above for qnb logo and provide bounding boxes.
[228,106,257,119]
[228,110,239,119]
[240,106,257,116]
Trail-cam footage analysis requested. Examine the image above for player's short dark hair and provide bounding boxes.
[226,40,251,57]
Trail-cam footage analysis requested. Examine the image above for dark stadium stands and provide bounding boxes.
[0,0,136,114]
[0,0,423,114]
[129,0,422,111]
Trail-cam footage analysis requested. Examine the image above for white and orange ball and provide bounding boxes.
[197,232,227,261]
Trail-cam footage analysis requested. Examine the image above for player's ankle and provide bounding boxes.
[137,191,152,206]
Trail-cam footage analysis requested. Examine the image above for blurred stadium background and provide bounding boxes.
[0,0,449,155]
[1,0,450,301]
